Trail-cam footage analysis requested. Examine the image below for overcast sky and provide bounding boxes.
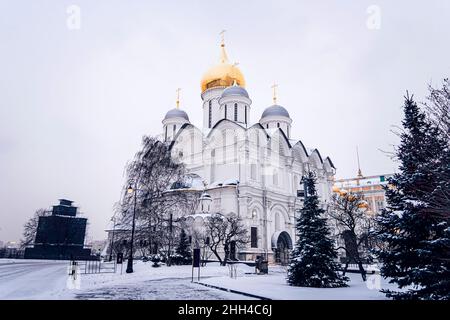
[0,0,449,243]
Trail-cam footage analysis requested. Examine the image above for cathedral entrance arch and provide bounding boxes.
[271,231,293,265]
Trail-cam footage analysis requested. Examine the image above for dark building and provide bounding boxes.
[24,199,92,260]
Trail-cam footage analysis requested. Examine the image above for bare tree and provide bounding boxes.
[204,214,227,265]
[204,213,249,266]
[20,208,49,249]
[421,79,450,220]
[423,78,450,142]
[222,213,250,265]
[328,192,376,281]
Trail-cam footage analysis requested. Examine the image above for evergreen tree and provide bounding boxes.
[287,172,348,288]
[377,93,450,300]
[175,229,192,265]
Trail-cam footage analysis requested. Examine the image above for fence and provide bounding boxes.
[69,259,117,274]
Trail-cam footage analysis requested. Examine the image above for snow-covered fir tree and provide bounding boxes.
[377,93,450,300]
[175,229,192,265]
[287,172,348,288]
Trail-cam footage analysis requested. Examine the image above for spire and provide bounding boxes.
[271,83,278,104]
[219,30,229,63]
[356,146,363,179]
[176,88,181,109]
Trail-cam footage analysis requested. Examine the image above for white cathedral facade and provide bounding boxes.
[162,41,336,264]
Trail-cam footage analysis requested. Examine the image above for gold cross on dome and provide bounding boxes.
[176,88,181,109]
[219,30,226,46]
[271,83,278,104]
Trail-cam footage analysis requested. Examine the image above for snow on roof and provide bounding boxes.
[207,179,239,188]
[186,213,212,219]
[169,174,205,191]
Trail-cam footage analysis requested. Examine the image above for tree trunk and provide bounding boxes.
[223,243,229,266]
[211,247,223,266]
[343,261,349,276]
[355,254,367,281]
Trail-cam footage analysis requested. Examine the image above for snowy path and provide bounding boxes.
[0,260,69,299]
[75,277,252,300]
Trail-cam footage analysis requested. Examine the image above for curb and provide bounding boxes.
[195,281,272,300]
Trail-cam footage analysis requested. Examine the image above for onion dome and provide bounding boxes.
[164,108,189,121]
[221,83,249,98]
[201,42,245,92]
[261,105,290,118]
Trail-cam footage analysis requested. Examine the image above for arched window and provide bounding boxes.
[224,104,227,119]
[208,100,212,128]
[275,212,281,231]
[251,163,257,180]
[266,124,269,129]
[252,209,258,221]
[173,125,176,136]
[234,103,238,121]
[277,123,280,128]
[251,227,258,248]
[244,106,247,124]
[165,126,168,141]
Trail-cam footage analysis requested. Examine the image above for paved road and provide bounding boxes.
[0,260,69,299]
[0,260,251,300]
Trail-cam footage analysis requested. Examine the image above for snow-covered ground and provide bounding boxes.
[0,259,253,300]
[0,259,397,300]
[201,266,398,300]
[0,259,69,299]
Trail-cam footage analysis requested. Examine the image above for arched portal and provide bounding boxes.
[271,231,293,265]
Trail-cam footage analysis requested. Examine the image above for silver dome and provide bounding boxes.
[221,85,249,98]
[164,108,189,121]
[261,105,290,118]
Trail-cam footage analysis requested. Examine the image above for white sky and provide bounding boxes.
[0,0,449,242]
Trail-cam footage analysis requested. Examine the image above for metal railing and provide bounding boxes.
[69,259,117,274]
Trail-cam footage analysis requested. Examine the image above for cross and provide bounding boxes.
[176,88,181,109]
[271,83,278,104]
[219,30,226,46]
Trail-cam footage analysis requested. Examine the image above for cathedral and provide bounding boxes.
[162,39,336,265]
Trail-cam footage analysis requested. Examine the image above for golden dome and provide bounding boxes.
[332,185,341,193]
[358,201,370,209]
[201,44,245,92]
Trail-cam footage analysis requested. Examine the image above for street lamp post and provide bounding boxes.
[126,184,138,273]
[109,215,116,262]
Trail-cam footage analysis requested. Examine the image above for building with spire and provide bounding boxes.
[333,149,393,215]
[160,35,336,264]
